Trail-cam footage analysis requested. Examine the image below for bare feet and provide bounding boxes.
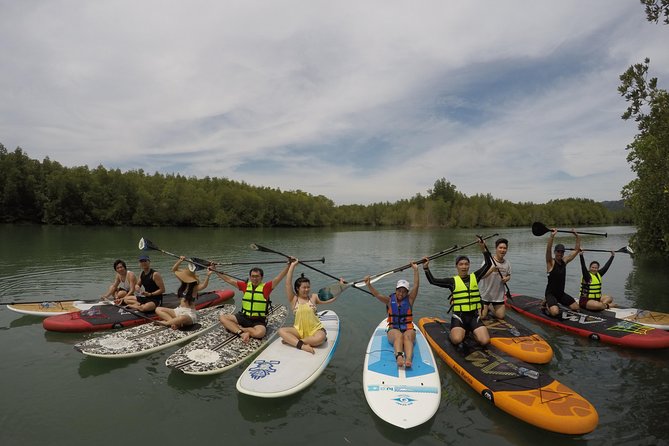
[395,351,405,367]
[240,332,251,343]
[405,357,412,368]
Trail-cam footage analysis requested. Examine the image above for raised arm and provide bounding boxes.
[598,252,615,276]
[564,230,581,264]
[196,269,213,292]
[546,229,556,271]
[408,262,419,306]
[215,270,239,287]
[364,276,390,304]
[284,259,298,306]
[171,256,185,272]
[271,258,293,286]
[579,250,589,278]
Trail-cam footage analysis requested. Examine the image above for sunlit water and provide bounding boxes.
[0,224,667,446]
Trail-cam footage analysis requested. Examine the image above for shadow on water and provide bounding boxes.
[236,392,303,423]
[77,356,139,377]
[7,314,44,328]
[166,369,222,390]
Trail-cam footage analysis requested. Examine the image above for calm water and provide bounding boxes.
[0,225,667,446]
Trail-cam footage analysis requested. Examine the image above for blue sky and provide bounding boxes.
[1,1,667,205]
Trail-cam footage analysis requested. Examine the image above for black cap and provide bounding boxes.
[554,244,565,252]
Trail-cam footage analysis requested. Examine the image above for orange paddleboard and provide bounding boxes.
[484,313,553,364]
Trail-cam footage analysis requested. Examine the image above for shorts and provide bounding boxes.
[175,306,198,324]
[545,292,575,308]
[451,311,484,332]
[481,300,504,307]
[235,311,267,328]
[138,294,162,307]
[579,296,600,309]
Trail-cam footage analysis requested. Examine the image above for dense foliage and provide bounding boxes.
[0,146,627,228]
[617,3,669,256]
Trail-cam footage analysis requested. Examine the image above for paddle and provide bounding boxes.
[250,243,373,297]
[531,221,607,237]
[564,246,634,255]
[139,238,245,281]
[478,234,512,301]
[317,233,500,299]
[190,257,325,268]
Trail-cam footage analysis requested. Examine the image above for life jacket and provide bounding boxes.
[140,269,160,295]
[387,293,413,330]
[580,272,602,300]
[451,274,481,312]
[241,282,268,317]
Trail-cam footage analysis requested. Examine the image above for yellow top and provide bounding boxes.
[293,302,324,338]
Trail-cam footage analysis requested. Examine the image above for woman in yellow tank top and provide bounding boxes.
[278,258,339,354]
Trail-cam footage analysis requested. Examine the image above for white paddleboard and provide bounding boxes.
[7,300,108,317]
[74,305,235,359]
[363,318,441,429]
[236,310,340,398]
[165,305,288,375]
[606,307,669,330]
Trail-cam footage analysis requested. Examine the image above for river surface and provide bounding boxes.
[0,225,667,446]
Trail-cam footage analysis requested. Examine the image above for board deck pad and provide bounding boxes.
[362,319,441,429]
[236,310,340,398]
[42,290,233,333]
[419,317,598,434]
[74,304,236,358]
[604,307,669,330]
[165,305,288,375]
[506,294,669,349]
[7,300,103,317]
[484,312,554,364]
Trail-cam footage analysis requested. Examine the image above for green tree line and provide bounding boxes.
[0,145,629,228]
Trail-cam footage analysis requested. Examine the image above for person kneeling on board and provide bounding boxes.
[278,258,339,354]
[364,263,419,368]
[155,256,212,329]
[578,249,616,311]
[422,237,492,348]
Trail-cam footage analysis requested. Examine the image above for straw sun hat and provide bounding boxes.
[174,269,199,284]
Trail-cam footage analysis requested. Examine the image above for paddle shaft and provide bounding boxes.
[564,247,631,254]
[211,257,325,266]
[532,221,607,237]
[251,244,373,296]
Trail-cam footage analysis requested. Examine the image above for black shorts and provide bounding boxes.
[546,292,575,308]
[451,311,484,332]
[235,311,267,328]
[481,300,504,307]
[138,294,162,307]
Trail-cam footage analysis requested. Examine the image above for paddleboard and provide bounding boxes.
[605,307,669,330]
[42,290,234,333]
[506,294,669,349]
[483,312,553,364]
[362,319,441,429]
[419,317,598,435]
[74,304,236,359]
[166,304,288,375]
[236,310,339,398]
[7,300,106,317]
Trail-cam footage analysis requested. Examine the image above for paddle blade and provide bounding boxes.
[531,222,550,236]
[190,256,214,271]
[620,245,634,255]
[139,237,160,251]
[317,282,350,301]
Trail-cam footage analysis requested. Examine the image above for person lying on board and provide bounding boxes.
[100,259,137,304]
[124,255,166,312]
[155,256,212,329]
[216,260,291,343]
[364,263,419,368]
[543,229,580,317]
[479,238,511,320]
[422,238,492,347]
[278,258,339,354]
[578,249,616,311]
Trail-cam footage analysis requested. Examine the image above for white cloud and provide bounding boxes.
[0,0,665,204]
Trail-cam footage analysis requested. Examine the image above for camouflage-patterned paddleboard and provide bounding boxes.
[74,305,236,359]
[165,305,288,375]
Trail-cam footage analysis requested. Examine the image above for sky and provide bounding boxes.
[1,1,667,205]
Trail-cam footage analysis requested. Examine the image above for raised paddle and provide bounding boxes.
[191,257,325,268]
[564,246,634,255]
[317,233,500,300]
[531,221,607,238]
[250,243,373,297]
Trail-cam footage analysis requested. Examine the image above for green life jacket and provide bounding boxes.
[451,274,481,312]
[241,282,268,317]
[580,272,602,300]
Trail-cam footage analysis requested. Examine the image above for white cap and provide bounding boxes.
[396,279,410,290]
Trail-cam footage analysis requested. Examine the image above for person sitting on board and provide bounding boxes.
[479,238,512,320]
[278,258,339,354]
[422,238,492,347]
[543,229,581,317]
[578,249,615,311]
[216,260,291,343]
[123,255,166,312]
[155,256,212,329]
[364,263,419,368]
[100,259,137,305]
